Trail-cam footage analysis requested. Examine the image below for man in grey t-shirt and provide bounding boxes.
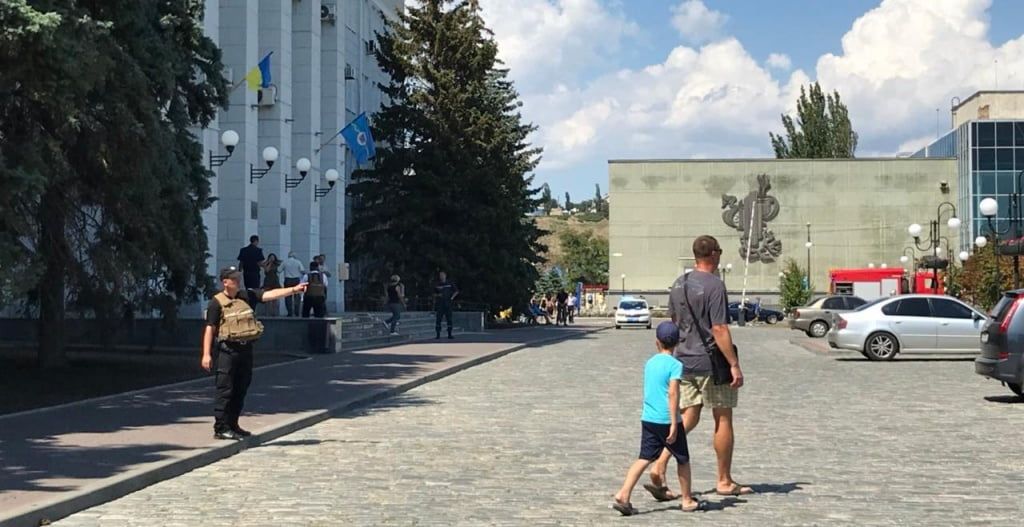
[644,235,753,501]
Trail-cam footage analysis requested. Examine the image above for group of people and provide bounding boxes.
[612,235,753,515]
[236,235,332,318]
[530,290,578,325]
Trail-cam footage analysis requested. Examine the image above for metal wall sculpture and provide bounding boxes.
[721,174,783,263]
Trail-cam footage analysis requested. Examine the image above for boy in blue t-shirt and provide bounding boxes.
[612,321,705,515]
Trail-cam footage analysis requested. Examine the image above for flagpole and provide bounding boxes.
[314,130,344,154]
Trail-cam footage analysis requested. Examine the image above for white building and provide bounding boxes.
[197,0,400,314]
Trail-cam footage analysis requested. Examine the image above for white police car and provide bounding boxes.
[615,297,652,329]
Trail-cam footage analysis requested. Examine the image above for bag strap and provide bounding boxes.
[214,292,230,307]
[681,273,716,357]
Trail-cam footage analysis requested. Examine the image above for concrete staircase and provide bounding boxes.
[340,312,466,351]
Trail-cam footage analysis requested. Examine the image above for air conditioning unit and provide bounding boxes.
[321,3,337,25]
[344,64,355,80]
[256,85,277,107]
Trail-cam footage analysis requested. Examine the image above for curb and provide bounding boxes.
[1,326,609,527]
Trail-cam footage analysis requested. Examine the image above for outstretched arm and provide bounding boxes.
[263,283,307,302]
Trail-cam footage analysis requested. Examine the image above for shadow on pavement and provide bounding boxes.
[983,394,1024,404]
[631,497,747,515]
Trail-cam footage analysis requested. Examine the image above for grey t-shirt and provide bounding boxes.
[668,270,728,375]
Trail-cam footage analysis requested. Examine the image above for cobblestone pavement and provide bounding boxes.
[55,326,1024,526]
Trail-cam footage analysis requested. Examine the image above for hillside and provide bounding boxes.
[535,215,609,268]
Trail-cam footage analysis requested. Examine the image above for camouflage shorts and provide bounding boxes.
[679,375,738,409]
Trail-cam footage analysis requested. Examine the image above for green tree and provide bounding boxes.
[594,183,603,214]
[770,82,858,159]
[558,230,608,284]
[0,0,228,367]
[535,268,566,296]
[541,183,553,214]
[347,0,544,315]
[959,244,1011,310]
[564,191,572,211]
[779,259,812,312]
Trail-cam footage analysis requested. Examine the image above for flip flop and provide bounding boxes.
[611,498,638,516]
[642,483,679,502]
[681,499,709,513]
[716,483,755,496]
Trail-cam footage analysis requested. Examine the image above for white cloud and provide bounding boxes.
[478,0,638,93]
[670,0,728,44]
[766,53,792,70]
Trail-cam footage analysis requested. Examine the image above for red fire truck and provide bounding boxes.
[829,268,944,300]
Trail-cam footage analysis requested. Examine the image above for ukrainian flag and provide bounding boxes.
[245,52,273,91]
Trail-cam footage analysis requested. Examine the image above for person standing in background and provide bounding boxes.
[281,252,305,317]
[236,235,264,290]
[385,275,406,335]
[434,271,459,339]
[261,253,281,316]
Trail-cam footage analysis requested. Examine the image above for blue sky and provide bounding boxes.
[478,0,1024,202]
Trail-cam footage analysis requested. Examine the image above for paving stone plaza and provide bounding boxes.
[53,327,1023,526]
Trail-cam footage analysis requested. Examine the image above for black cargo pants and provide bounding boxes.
[214,343,254,432]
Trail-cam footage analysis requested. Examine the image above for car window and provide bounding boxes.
[990,294,1016,319]
[889,298,931,317]
[856,297,888,312]
[619,301,647,310]
[930,298,974,319]
[822,298,844,309]
[844,297,867,309]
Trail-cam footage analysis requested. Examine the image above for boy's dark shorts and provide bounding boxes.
[638,421,689,464]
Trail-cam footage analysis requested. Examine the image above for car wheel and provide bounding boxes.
[646,324,652,329]
[864,332,899,361]
[765,314,779,324]
[1008,382,1024,398]
[808,320,829,338]
[615,325,621,330]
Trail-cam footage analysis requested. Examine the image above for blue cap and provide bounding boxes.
[656,321,680,348]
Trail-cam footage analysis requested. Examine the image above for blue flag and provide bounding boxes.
[340,113,376,165]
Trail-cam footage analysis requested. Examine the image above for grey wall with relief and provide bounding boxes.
[608,158,958,293]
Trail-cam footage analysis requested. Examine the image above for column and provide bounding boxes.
[289,0,322,269]
[320,0,346,312]
[217,0,260,272]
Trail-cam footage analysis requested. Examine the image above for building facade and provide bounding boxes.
[913,92,1024,252]
[608,158,959,306]
[196,0,400,314]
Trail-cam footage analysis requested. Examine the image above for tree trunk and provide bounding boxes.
[37,186,69,369]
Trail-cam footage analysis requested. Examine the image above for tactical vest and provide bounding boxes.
[214,292,264,342]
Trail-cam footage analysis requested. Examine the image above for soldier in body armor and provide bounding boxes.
[201,266,307,440]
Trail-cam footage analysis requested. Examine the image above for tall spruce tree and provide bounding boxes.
[770,82,858,158]
[347,0,544,314]
[0,1,228,367]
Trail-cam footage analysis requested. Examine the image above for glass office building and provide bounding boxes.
[914,119,1024,250]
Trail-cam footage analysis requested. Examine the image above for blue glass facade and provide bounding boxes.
[914,120,1024,250]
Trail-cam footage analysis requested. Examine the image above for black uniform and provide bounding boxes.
[206,288,264,433]
[555,291,569,325]
[434,280,458,338]
[237,245,265,290]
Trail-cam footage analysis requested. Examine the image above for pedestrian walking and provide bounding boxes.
[315,254,331,313]
[302,262,327,318]
[200,266,306,440]
[385,275,406,335]
[434,271,459,339]
[646,235,753,500]
[612,321,705,516]
[261,253,281,316]
[567,292,577,323]
[236,235,265,290]
[281,252,305,317]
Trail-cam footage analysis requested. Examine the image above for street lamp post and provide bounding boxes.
[620,273,626,294]
[901,247,916,292]
[979,189,1024,288]
[908,201,960,294]
[249,146,279,184]
[209,130,239,170]
[721,263,733,296]
[805,222,812,292]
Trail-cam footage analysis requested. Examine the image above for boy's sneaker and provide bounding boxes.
[390,331,399,336]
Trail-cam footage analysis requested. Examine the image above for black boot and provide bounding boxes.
[214,429,244,441]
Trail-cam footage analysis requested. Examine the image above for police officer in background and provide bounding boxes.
[434,270,459,340]
[201,266,307,440]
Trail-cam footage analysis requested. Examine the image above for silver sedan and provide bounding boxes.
[827,294,987,360]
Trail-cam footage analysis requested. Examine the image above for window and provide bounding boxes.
[882,298,930,317]
[1015,122,1024,146]
[976,122,995,147]
[844,297,867,309]
[930,298,974,319]
[977,148,995,171]
[822,298,844,309]
[996,122,1014,147]
[619,301,647,310]
[997,148,1014,170]
[978,171,996,194]
[280,207,287,226]
[997,171,1015,193]
[250,201,258,220]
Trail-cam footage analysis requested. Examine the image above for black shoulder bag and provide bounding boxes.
[681,273,738,386]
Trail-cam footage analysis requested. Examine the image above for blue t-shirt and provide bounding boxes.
[641,353,684,424]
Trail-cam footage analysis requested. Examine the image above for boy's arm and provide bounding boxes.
[669,379,680,427]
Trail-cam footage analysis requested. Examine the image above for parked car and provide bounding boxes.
[727,302,784,324]
[615,297,652,329]
[827,295,987,360]
[976,290,1024,397]
[790,295,867,338]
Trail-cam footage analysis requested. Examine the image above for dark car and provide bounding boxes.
[976,290,1024,397]
[727,302,784,324]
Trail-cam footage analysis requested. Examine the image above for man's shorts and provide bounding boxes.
[679,374,738,409]
[638,421,689,464]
